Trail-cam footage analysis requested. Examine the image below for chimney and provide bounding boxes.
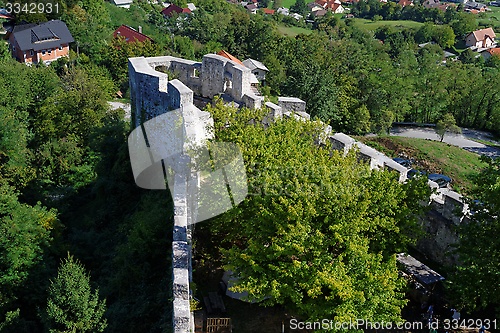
[138,26,142,34]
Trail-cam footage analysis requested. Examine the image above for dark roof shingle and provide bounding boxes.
[12,20,74,52]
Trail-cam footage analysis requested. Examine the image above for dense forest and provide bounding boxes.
[1,0,500,331]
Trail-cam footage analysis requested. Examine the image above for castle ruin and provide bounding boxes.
[128,53,469,333]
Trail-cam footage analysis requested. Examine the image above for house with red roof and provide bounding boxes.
[481,47,500,60]
[465,27,496,48]
[161,4,191,17]
[113,25,153,43]
[261,8,275,15]
[315,0,345,13]
[217,50,244,65]
[398,0,414,7]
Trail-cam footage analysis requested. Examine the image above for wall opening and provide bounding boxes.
[224,78,232,93]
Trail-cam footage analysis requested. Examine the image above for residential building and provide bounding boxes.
[161,4,191,17]
[481,47,500,59]
[9,20,73,65]
[261,8,275,15]
[217,50,260,88]
[217,50,244,65]
[113,25,153,43]
[112,0,133,8]
[315,0,345,13]
[465,1,488,10]
[245,3,258,14]
[242,58,269,82]
[277,7,290,15]
[307,2,323,11]
[465,28,496,48]
[311,8,327,17]
[423,0,441,8]
[398,0,414,7]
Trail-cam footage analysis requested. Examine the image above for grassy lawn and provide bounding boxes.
[452,39,468,54]
[349,18,423,32]
[280,0,316,8]
[478,6,500,27]
[106,2,168,43]
[470,137,500,147]
[357,136,488,194]
[277,24,313,36]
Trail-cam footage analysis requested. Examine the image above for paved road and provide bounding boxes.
[389,126,500,158]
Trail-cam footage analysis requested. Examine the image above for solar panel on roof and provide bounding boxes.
[12,20,74,52]
[31,27,56,40]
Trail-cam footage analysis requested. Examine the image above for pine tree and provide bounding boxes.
[42,254,107,333]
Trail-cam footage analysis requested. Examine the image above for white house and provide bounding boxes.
[243,58,269,83]
[113,0,133,8]
[277,7,290,15]
[465,27,496,48]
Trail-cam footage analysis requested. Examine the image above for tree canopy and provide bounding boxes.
[451,156,500,317]
[202,100,429,322]
[42,254,107,333]
[435,113,461,142]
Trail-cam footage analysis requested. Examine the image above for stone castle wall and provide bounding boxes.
[129,53,468,332]
[328,133,468,265]
[128,54,308,333]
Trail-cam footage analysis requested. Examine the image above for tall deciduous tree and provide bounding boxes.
[451,156,500,317]
[42,254,107,333]
[435,113,461,142]
[291,0,308,16]
[0,184,58,328]
[203,100,429,322]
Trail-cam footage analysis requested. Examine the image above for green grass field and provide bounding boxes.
[477,6,500,27]
[277,24,313,36]
[350,18,424,32]
[280,0,316,8]
[358,136,488,194]
[106,2,166,42]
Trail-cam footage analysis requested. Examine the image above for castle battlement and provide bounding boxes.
[128,54,467,333]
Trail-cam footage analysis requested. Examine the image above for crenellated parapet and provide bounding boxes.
[128,53,470,333]
[328,132,469,265]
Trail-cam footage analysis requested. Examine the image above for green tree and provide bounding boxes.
[373,109,395,134]
[203,100,429,322]
[0,184,58,324]
[42,254,107,333]
[291,0,308,16]
[28,67,113,193]
[450,12,477,37]
[61,0,111,63]
[450,156,500,317]
[415,22,435,44]
[104,37,161,92]
[0,41,10,62]
[485,53,500,69]
[435,113,461,142]
[459,47,476,64]
[433,24,455,49]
